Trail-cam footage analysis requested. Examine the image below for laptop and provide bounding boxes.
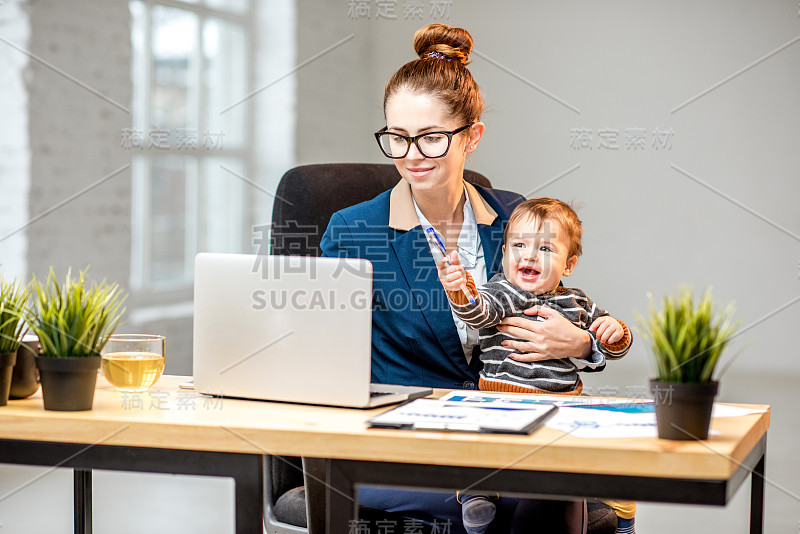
[192,253,432,408]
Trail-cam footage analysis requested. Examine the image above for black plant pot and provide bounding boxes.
[35,356,101,411]
[0,351,17,406]
[10,337,40,399]
[650,379,719,440]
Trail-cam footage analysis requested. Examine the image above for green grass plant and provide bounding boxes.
[638,287,739,384]
[0,275,30,353]
[28,268,127,358]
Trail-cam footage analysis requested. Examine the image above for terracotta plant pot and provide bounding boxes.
[650,379,719,440]
[0,351,17,406]
[10,335,40,399]
[35,356,101,411]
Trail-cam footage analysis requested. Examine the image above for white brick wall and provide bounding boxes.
[26,0,132,286]
[0,0,30,278]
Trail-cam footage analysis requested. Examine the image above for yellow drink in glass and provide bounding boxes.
[101,352,165,391]
[101,334,166,392]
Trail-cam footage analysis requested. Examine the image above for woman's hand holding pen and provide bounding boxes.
[427,228,476,304]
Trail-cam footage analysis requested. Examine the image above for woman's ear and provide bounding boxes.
[465,122,485,153]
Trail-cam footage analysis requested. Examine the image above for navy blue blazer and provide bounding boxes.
[320,182,525,389]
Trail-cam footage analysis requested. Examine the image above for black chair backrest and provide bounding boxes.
[270,163,491,256]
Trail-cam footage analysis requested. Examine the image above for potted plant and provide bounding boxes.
[0,275,30,406]
[27,268,126,411]
[638,287,739,440]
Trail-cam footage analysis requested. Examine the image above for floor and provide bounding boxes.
[0,369,796,533]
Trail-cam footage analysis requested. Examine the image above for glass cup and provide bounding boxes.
[101,334,166,392]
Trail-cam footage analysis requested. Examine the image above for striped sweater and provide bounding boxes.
[447,273,631,394]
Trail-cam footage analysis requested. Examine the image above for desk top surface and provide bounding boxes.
[0,375,769,480]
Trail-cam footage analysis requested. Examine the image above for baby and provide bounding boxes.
[435,197,635,534]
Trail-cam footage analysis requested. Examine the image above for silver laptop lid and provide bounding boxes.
[193,253,374,406]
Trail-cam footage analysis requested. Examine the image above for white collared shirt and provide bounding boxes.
[413,187,487,363]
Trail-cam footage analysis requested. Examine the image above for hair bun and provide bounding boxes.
[413,23,473,66]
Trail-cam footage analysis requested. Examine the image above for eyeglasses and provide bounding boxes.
[374,123,473,159]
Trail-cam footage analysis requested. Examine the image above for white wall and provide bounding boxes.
[253,1,297,236]
[297,0,800,380]
[0,0,30,278]
[0,0,132,327]
[25,0,133,285]
[295,1,381,164]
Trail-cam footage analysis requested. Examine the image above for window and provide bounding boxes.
[129,0,251,292]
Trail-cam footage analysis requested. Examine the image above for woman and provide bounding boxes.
[321,23,601,533]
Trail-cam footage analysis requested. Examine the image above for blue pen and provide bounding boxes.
[425,227,476,305]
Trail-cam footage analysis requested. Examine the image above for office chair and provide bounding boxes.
[263,455,307,534]
[264,163,489,534]
[265,163,617,534]
[269,163,491,257]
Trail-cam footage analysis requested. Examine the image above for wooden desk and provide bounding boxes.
[0,376,770,534]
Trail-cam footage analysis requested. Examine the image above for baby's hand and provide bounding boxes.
[436,250,468,293]
[589,316,624,345]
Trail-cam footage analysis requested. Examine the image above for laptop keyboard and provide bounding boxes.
[370,390,393,398]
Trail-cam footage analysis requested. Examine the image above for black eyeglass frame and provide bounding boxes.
[374,123,474,159]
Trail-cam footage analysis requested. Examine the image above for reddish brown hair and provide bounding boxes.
[503,198,584,258]
[383,24,483,125]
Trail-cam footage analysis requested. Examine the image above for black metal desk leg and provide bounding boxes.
[327,460,357,534]
[74,468,92,534]
[750,452,765,534]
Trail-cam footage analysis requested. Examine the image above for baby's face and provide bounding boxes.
[501,216,577,294]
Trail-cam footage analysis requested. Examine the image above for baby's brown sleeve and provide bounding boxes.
[600,319,631,352]
[445,271,480,306]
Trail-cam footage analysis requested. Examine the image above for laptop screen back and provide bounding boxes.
[193,253,374,406]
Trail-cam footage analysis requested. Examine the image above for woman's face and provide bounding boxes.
[383,89,479,195]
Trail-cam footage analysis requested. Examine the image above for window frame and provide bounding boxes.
[129,0,255,307]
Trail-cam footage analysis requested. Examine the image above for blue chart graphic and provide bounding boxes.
[571,402,655,414]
